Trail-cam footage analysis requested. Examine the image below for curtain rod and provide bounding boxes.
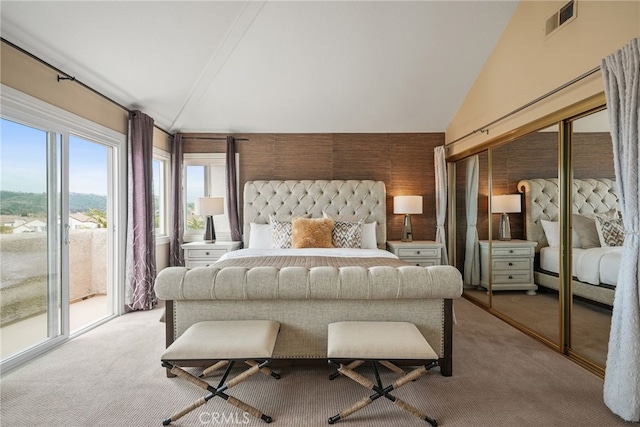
[2,37,132,114]
[182,136,249,141]
[448,65,601,145]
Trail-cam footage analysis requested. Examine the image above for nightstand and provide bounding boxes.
[181,241,242,268]
[386,240,443,266]
[479,239,537,295]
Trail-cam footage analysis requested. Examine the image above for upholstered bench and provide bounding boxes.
[327,321,439,426]
[161,320,280,425]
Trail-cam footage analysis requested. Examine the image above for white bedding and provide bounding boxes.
[219,247,399,262]
[539,246,621,286]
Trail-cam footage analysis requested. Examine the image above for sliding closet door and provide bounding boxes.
[568,108,614,369]
[490,126,561,349]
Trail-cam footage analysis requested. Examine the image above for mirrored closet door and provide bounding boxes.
[451,97,611,375]
[489,125,561,349]
[567,107,614,368]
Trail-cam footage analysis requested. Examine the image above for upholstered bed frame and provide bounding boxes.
[242,180,387,248]
[518,177,619,305]
[156,180,463,375]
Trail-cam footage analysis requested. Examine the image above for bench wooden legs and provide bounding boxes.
[328,360,438,426]
[161,359,278,425]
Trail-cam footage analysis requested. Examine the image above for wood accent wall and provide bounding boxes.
[183,133,444,241]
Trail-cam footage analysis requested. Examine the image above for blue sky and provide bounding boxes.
[1,118,108,195]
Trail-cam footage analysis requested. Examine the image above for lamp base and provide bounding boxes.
[204,215,216,243]
[498,213,511,241]
[401,214,413,242]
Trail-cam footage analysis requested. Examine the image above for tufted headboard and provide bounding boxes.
[243,180,387,248]
[517,178,619,251]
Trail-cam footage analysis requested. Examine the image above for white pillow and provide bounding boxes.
[361,221,378,249]
[540,220,582,248]
[541,220,559,247]
[249,222,272,249]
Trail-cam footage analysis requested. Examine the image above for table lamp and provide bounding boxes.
[195,197,224,243]
[492,194,521,241]
[394,195,423,242]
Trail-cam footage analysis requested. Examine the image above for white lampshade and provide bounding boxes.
[393,196,423,215]
[195,197,225,216]
[492,194,521,214]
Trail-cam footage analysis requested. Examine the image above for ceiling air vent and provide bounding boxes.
[545,0,577,38]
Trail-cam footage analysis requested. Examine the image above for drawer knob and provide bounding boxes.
[509,250,514,253]
[508,275,513,279]
[205,252,210,255]
[416,251,421,255]
[508,262,513,266]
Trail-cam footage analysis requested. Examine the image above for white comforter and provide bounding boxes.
[219,248,399,261]
[540,246,621,286]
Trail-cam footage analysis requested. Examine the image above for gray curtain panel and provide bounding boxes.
[226,136,242,243]
[602,37,640,422]
[169,133,185,266]
[125,110,157,311]
[434,145,449,265]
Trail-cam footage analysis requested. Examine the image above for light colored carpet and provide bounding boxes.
[0,298,629,427]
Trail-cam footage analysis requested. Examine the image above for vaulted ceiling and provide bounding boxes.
[1,1,518,134]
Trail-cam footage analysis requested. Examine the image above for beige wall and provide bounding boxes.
[446,1,639,157]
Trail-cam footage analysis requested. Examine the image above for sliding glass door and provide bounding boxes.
[0,119,63,359]
[0,87,125,371]
[67,135,115,333]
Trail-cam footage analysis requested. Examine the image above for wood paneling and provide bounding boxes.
[183,132,445,241]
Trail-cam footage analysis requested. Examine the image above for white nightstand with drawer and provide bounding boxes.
[181,241,242,268]
[479,239,537,295]
[386,240,443,266]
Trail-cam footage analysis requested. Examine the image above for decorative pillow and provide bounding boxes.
[572,214,601,249]
[332,220,363,248]
[248,223,272,249]
[361,221,378,249]
[540,220,559,248]
[291,217,335,248]
[323,212,378,249]
[595,215,625,247]
[270,215,293,248]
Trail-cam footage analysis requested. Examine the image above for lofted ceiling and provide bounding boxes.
[0,1,519,134]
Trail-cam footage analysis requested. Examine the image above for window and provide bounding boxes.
[152,148,170,244]
[183,153,239,242]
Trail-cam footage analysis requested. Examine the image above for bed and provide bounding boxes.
[155,180,463,376]
[518,178,622,306]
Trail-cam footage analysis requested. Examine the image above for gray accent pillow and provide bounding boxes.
[572,214,601,249]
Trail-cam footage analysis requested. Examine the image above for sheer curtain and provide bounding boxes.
[601,37,640,422]
[169,133,184,267]
[434,146,449,265]
[125,110,157,311]
[226,136,242,243]
[464,155,480,286]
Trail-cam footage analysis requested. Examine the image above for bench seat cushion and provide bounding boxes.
[161,320,280,361]
[327,321,437,360]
